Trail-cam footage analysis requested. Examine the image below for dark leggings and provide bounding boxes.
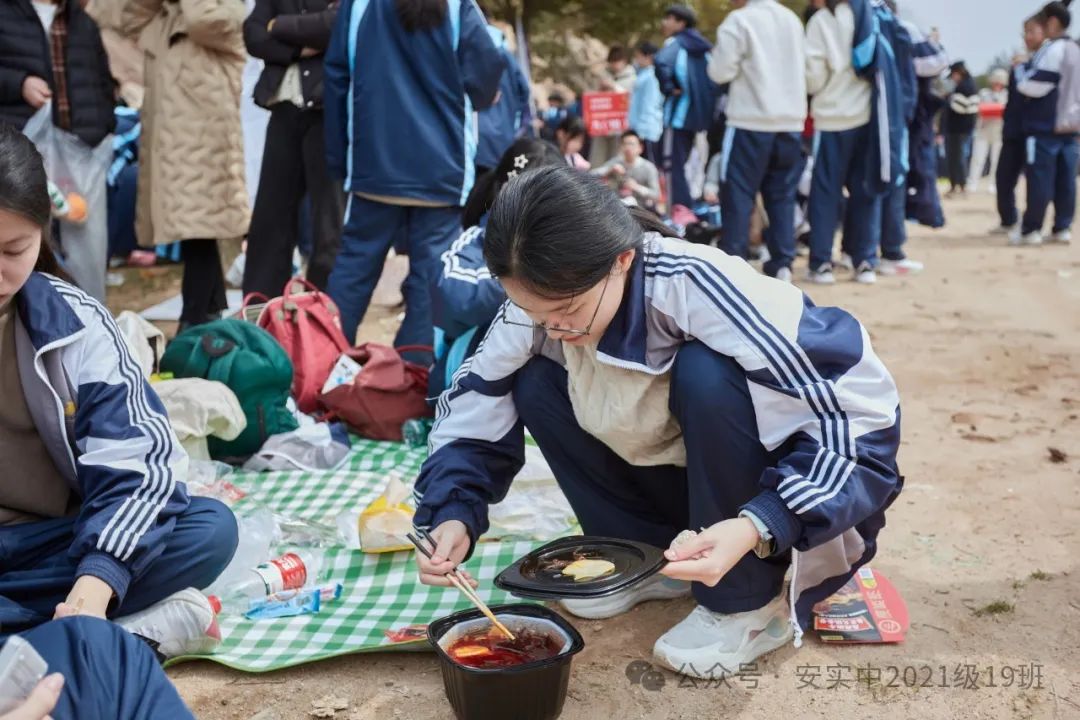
[180,238,227,325]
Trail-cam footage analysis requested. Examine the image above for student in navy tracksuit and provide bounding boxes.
[707,0,807,280]
[474,20,532,175]
[994,17,1046,236]
[0,126,230,718]
[654,4,715,210]
[903,24,948,229]
[804,0,876,286]
[430,137,564,397]
[412,166,902,679]
[324,0,505,352]
[1014,5,1078,246]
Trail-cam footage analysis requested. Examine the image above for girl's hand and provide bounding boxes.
[53,576,113,620]
[415,520,477,589]
[658,518,761,587]
[0,674,63,720]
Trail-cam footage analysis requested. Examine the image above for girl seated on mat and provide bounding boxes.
[431,137,565,397]
[0,125,237,661]
[413,164,902,678]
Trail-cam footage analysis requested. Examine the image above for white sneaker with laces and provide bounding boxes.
[774,267,793,283]
[652,594,794,679]
[989,223,1018,236]
[1051,229,1072,244]
[805,264,836,285]
[878,258,924,276]
[1009,229,1043,246]
[559,575,691,620]
[855,262,877,284]
[116,588,221,658]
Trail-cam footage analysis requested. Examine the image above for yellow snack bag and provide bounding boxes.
[358,475,415,553]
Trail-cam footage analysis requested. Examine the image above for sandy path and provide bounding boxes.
[164,189,1080,720]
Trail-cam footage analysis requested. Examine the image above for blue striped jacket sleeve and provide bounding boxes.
[435,225,507,337]
[60,290,190,603]
[322,0,354,180]
[1017,42,1064,99]
[413,304,534,553]
[645,245,901,554]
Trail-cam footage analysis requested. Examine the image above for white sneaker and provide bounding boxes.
[774,267,793,283]
[835,253,855,272]
[116,588,222,658]
[652,594,794,679]
[559,575,691,620]
[989,223,1018,236]
[1051,229,1072,244]
[854,261,878,284]
[805,264,836,285]
[878,258,924,276]
[1009,229,1043,246]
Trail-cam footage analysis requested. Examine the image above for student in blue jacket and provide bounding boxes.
[654,4,716,209]
[0,126,237,673]
[431,137,564,398]
[413,165,902,678]
[1013,2,1079,247]
[474,13,533,175]
[324,0,505,352]
[628,41,665,166]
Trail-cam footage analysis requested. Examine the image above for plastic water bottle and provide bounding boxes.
[402,418,433,448]
[202,507,277,600]
[212,549,323,616]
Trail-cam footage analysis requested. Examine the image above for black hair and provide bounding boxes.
[824,0,841,11]
[484,165,677,300]
[663,4,697,29]
[0,123,66,279]
[461,138,564,228]
[950,61,970,79]
[548,92,565,105]
[620,129,642,143]
[607,45,628,64]
[395,0,447,32]
[556,115,586,141]
[635,40,658,56]
[1041,1,1072,29]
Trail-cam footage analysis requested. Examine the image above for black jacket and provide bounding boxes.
[245,0,337,110]
[0,0,115,146]
[942,76,979,136]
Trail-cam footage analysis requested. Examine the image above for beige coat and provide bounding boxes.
[122,0,250,246]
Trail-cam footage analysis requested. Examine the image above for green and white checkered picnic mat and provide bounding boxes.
[167,439,542,672]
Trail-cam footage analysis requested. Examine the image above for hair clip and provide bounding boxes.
[506,169,519,178]
[513,154,530,169]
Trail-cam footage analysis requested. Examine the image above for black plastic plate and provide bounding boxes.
[494,536,669,600]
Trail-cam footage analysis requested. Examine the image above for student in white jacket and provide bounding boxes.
[708,0,807,282]
[804,0,876,285]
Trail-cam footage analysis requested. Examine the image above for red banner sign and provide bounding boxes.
[582,92,630,137]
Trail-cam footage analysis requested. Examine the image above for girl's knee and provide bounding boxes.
[186,498,239,578]
[670,341,747,410]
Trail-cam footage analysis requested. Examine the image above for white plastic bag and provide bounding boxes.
[22,104,111,301]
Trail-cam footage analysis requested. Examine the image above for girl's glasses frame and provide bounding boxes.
[502,274,611,337]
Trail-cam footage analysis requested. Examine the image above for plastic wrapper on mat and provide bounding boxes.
[356,475,416,553]
[487,445,579,541]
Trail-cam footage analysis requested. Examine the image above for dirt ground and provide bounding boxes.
[111,189,1080,719]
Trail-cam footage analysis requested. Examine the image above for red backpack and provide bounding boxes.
[319,344,433,441]
[243,278,351,414]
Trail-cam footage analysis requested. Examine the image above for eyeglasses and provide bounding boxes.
[502,274,611,337]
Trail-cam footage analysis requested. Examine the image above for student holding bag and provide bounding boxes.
[413,166,902,678]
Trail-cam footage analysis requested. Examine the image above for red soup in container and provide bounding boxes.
[428,604,585,720]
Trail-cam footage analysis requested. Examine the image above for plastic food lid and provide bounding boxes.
[493,536,668,600]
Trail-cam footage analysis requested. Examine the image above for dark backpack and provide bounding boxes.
[161,319,298,460]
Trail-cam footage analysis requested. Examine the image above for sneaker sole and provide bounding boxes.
[652,618,795,679]
[560,581,691,620]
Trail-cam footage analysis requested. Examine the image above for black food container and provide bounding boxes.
[427,603,585,720]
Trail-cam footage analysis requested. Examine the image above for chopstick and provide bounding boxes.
[408,530,516,641]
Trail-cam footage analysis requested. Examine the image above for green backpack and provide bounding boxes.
[161,319,298,460]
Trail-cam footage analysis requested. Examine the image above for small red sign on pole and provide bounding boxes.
[582,92,630,137]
